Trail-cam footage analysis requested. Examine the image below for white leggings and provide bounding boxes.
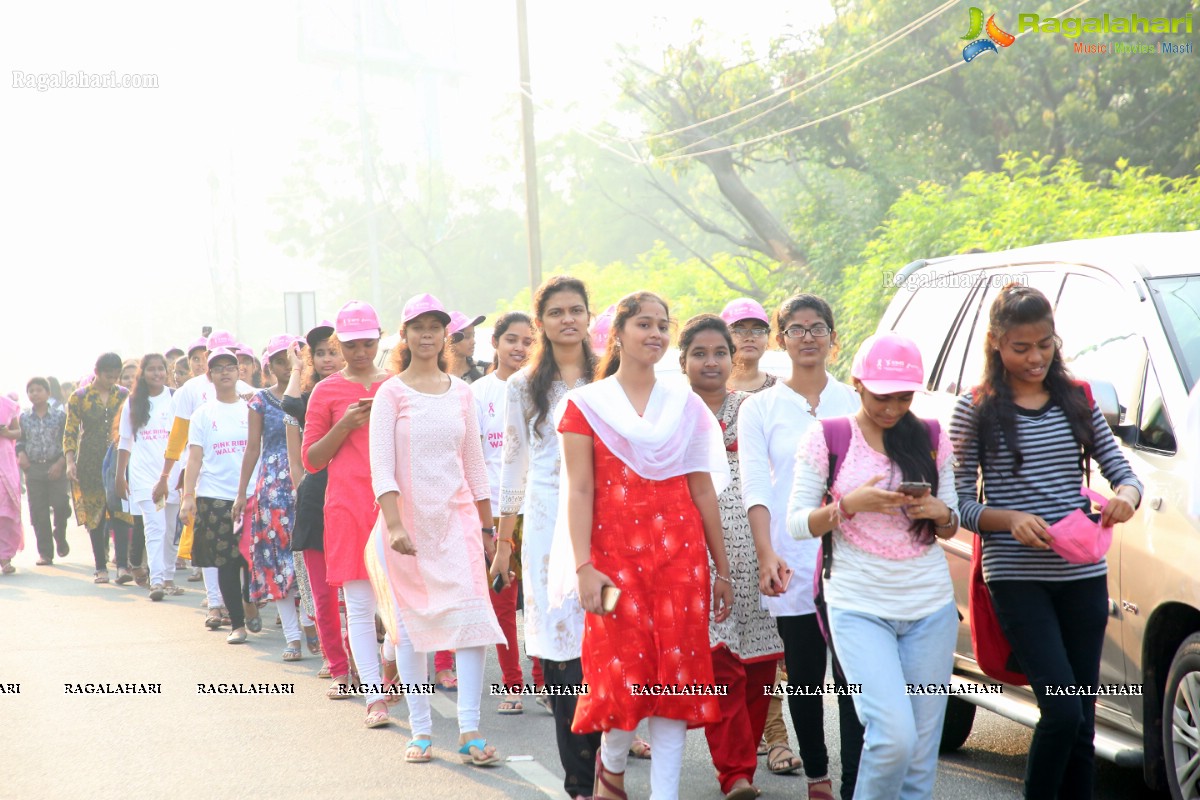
[392,615,485,736]
[202,567,222,608]
[601,718,687,800]
[341,580,382,704]
[133,499,179,587]
[275,593,302,644]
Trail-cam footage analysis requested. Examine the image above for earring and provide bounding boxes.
[616,340,622,348]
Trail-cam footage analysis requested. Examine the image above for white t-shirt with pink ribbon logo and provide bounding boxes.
[187,398,249,501]
[471,372,515,513]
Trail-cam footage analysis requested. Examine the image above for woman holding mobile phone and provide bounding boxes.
[681,314,784,800]
[786,332,959,800]
[302,301,391,728]
[560,291,734,800]
[737,294,862,800]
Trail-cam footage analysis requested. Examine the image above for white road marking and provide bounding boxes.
[505,757,570,798]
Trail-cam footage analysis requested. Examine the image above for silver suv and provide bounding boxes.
[878,231,1199,798]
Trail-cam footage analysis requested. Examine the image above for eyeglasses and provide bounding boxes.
[783,324,831,339]
[731,327,769,339]
[210,364,239,374]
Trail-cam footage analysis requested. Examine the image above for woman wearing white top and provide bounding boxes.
[471,311,538,713]
[115,353,183,600]
[491,276,601,799]
[180,348,252,645]
[737,294,862,800]
[786,332,959,800]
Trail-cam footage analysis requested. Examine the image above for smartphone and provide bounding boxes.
[491,572,505,594]
[601,585,621,614]
[897,481,931,497]
[775,567,793,594]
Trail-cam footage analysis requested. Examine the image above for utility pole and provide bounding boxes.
[516,0,542,295]
[354,0,383,309]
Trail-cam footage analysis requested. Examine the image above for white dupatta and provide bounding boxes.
[546,376,729,607]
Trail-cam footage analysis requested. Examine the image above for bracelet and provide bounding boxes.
[837,496,855,522]
[497,538,516,549]
[935,509,960,529]
[575,560,592,574]
[182,492,194,498]
[713,573,734,587]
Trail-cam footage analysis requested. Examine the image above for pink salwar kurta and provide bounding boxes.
[0,396,24,559]
[365,376,504,653]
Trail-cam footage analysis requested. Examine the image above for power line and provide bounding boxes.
[655,0,1094,164]
[613,0,959,147]
[658,0,959,158]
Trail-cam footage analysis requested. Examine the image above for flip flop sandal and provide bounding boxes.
[317,661,332,679]
[304,626,322,655]
[497,695,524,715]
[364,700,392,729]
[535,693,553,715]
[282,643,303,662]
[757,737,770,757]
[94,571,110,584]
[767,744,802,775]
[628,737,651,759]
[165,584,186,596]
[326,678,354,700]
[806,778,834,800]
[115,569,134,585]
[405,737,434,763]
[381,674,404,706]
[458,738,500,767]
[725,785,759,800]
[435,671,458,692]
[205,609,224,629]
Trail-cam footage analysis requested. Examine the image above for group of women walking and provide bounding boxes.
[7,273,1144,800]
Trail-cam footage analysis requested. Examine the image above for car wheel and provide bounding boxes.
[1163,633,1200,800]
[939,695,977,753]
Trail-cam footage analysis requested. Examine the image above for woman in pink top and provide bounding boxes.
[366,293,505,766]
[301,300,391,728]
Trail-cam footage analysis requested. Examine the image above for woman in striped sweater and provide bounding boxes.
[950,283,1142,800]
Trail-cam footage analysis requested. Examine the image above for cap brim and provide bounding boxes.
[334,329,381,342]
[407,311,452,326]
[305,325,335,349]
[858,379,926,395]
[723,314,770,326]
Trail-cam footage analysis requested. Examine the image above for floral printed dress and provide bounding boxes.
[246,389,297,601]
[63,383,131,530]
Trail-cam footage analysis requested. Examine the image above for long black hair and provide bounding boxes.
[527,276,596,432]
[883,409,939,546]
[597,291,670,379]
[491,311,533,371]
[129,353,168,436]
[972,283,1094,473]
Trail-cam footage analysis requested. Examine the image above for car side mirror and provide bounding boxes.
[1080,378,1134,441]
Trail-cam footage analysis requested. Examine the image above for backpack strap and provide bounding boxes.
[819,418,852,580]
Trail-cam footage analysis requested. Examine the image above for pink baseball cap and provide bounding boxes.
[590,304,617,350]
[207,347,239,368]
[205,330,237,350]
[264,334,294,360]
[186,337,208,355]
[720,298,770,327]
[851,332,926,395]
[335,301,382,342]
[448,310,486,336]
[402,294,451,326]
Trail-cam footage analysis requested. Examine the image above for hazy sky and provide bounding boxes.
[2,0,831,394]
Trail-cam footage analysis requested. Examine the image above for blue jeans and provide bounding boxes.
[828,600,957,800]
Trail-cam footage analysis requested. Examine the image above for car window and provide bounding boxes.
[889,273,977,389]
[1138,360,1177,454]
[958,270,1064,392]
[1147,275,1200,389]
[1055,273,1145,427]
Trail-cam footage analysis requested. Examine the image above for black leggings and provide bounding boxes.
[988,575,1107,800]
[217,558,249,630]
[777,613,863,798]
[543,657,602,798]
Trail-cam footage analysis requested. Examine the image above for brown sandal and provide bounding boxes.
[767,743,802,775]
[593,751,628,800]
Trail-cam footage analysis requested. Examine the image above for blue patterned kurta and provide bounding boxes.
[246,389,297,601]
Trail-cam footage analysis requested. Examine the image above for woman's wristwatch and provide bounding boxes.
[935,509,960,530]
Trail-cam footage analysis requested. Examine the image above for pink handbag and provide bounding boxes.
[1047,487,1113,564]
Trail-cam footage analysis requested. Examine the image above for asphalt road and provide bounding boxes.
[0,517,1168,800]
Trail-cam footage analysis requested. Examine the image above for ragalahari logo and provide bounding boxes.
[961,7,1015,62]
